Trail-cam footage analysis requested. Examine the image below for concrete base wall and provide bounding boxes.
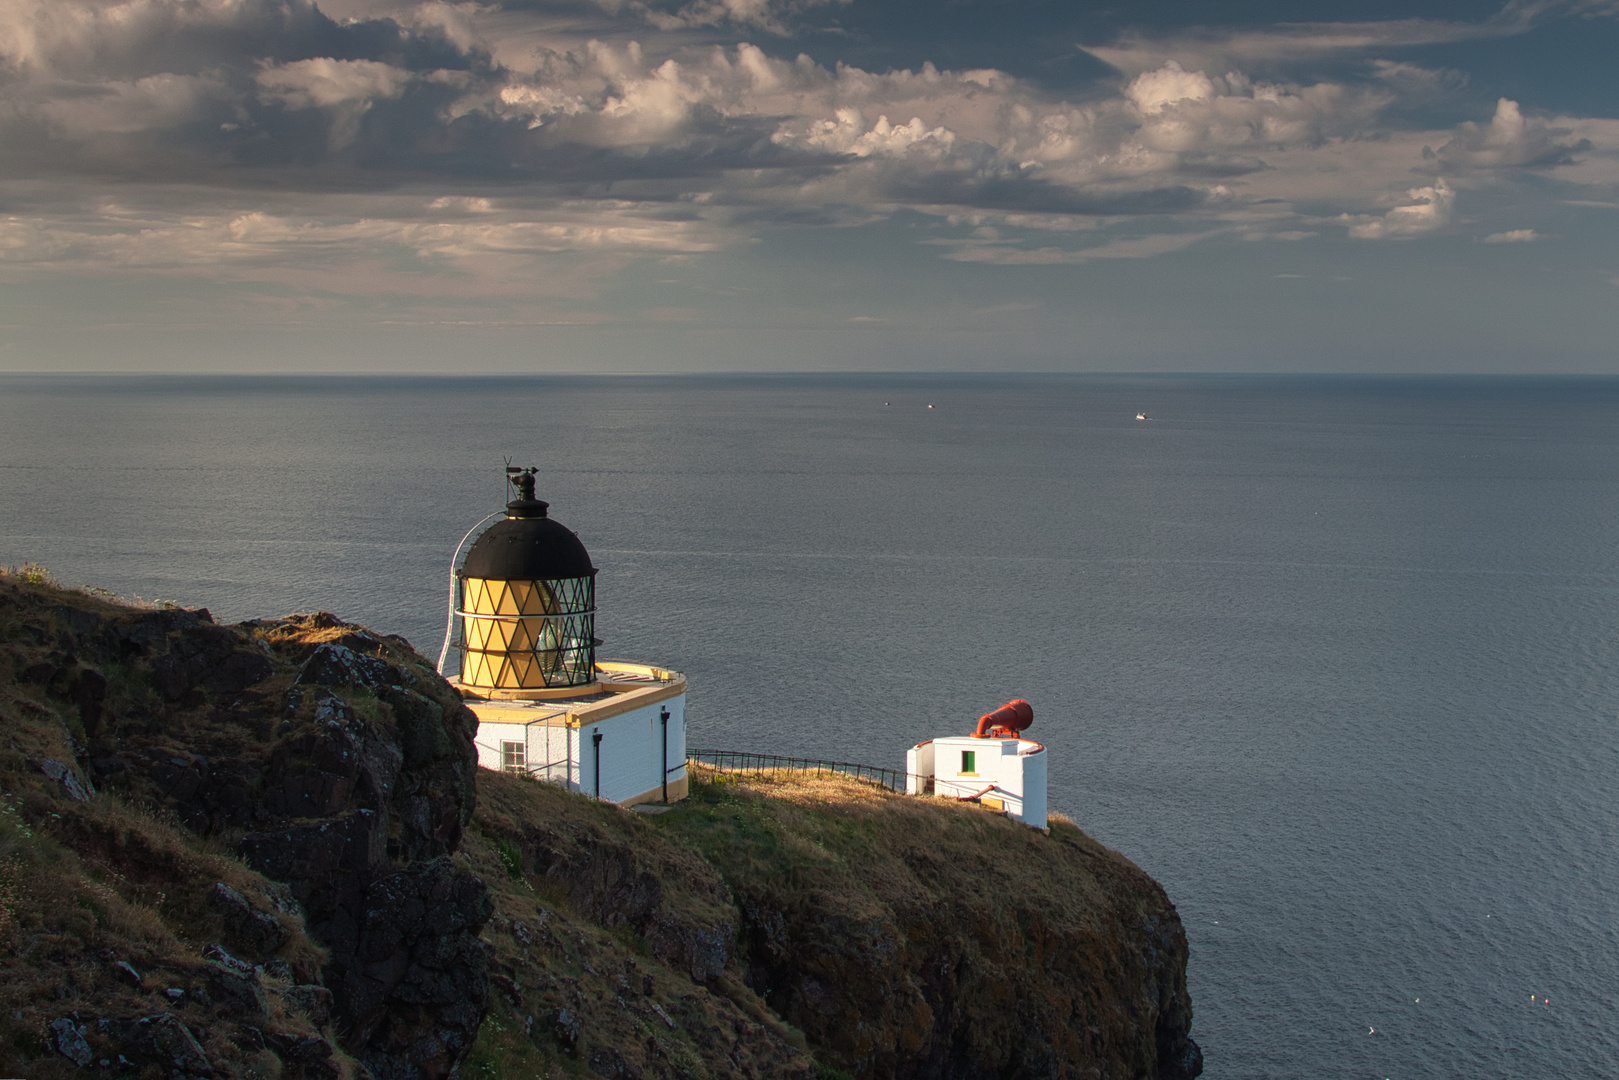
[618,775,690,808]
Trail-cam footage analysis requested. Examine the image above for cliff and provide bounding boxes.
[0,571,1200,1080]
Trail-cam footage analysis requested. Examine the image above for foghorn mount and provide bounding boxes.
[503,465,549,519]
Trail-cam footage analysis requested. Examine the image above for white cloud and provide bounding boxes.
[1430,97,1590,169]
[0,0,339,80]
[633,0,849,34]
[1483,228,1542,242]
[1367,60,1469,99]
[0,0,1612,301]
[1126,61,1215,115]
[36,72,225,135]
[788,111,957,158]
[396,1,486,54]
[1118,62,1391,161]
[0,197,728,283]
[256,58,412,110]
[935,228,1223,264]
[255,56,417,149]
[1085,3,1547,76]
[1345,178,1455,238]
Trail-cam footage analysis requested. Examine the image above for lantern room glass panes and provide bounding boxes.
[458,574,597,688]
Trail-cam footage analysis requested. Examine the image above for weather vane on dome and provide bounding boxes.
[505,464,540,505]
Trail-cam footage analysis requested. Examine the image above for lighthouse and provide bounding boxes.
[439,467,688,806]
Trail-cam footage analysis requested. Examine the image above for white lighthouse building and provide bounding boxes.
[906,699,1047,828]
[438,468,688,807]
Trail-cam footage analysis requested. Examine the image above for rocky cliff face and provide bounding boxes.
[0,581,490,1080]
[465,766,1202,1080]
[0,574,1199,1080]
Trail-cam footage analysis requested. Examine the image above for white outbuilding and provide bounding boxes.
[906,699,1047,828]
[463,661,687,806]
[437,468,688,807]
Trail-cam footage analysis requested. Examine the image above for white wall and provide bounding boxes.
[1019,744,1047,830]
[915,735,1047,828]
[473,692,687,805]
[581,694,686,804]
[906,741,935,795]
[474,721,573,782]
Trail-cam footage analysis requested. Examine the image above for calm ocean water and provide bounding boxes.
[2,373,1617,1078]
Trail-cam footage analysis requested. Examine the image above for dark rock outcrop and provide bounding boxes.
[497,810,737,984]
[333,856,494,1079]
[208,881,291,956]
[95,1013,213,1078]
[0,586,490,1080]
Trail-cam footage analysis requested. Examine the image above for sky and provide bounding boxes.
[0,0,1616,373]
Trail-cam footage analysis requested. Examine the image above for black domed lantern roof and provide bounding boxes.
[461,472,597,581]
[444,468,600,696]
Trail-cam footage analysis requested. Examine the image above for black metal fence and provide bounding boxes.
[687,748,921,793]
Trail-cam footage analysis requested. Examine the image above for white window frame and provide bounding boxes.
[501,740,526,773]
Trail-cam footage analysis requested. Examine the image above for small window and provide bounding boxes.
[960,750,976,775]
[501,741,526,773]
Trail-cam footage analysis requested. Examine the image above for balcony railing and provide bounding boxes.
[687,748,924,794]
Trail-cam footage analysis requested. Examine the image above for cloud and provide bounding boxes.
[33,71,228,136]
[934,227,1223,264]
[0,0,1612,309]
[0,1,1545,216]
[1429,97,1591,170]
[788,111,957,159]
[0,0,493,171]
[1345,178,1455,238]
[1084,1,1550,76]
[1126,61,1216,115]
[1367,60,1469,100]
[1483,228,1542,242]
[629,0,850,34]
[256,58,413,110]
[1119,62,1392,159]
[256,57,414,148]
[0,194,728,293]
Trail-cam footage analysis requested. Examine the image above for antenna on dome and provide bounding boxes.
[505,466,542,511]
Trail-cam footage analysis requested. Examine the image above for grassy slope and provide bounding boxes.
[464,764,1191,1079]
[654,769,1186,1078]
[460,768,817,1080]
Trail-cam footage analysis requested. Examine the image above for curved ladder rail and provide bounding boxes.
[435,511,506,677]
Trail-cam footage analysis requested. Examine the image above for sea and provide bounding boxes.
[2,373,1616,1079]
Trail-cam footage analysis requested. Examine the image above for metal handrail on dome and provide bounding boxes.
[435,511,506,677]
